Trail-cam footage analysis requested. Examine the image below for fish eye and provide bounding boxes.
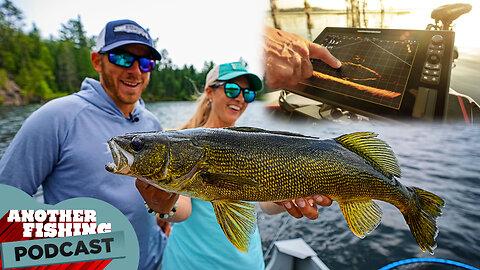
[130,137,144,151]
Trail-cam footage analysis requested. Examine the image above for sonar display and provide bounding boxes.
[305,34,418,109]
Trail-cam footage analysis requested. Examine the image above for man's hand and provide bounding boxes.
[157,219,172,236]
[275,195,333,220]
[264,26,341,89]
[135,179,178,214]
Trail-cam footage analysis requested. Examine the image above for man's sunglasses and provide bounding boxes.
[106,52,156,72]
[211,82,256,103]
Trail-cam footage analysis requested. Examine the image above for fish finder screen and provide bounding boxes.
[305,34,418,109]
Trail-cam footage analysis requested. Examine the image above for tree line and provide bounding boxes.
[0,0,215,104]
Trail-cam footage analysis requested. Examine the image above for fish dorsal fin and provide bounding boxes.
[335,132,401,178]
[339,200,382,238]
[223,127,318,139]
[211,200,257,252]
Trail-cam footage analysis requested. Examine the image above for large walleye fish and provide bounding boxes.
[105,127,444,253]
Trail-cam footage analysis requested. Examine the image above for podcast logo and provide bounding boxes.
[0,185,139,269]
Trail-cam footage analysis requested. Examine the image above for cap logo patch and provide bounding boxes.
[231,63,238,69]
[114,24,149,40]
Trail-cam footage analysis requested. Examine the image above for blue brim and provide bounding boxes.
[99,40,162,60]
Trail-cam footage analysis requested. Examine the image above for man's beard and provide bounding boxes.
[100,60,145,105]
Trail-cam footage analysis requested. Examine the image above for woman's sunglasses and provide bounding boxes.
[106,51,156,72]
[211,82,256,103]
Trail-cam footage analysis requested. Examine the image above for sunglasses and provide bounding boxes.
[211,82,256,103]
[106,51,156,72]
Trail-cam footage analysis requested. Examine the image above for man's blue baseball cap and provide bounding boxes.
[205,62,263,91]
[94,19,161,60]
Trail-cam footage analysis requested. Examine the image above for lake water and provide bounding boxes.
[1,101,479,269]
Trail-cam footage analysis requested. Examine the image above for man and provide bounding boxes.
[0,19,165,270]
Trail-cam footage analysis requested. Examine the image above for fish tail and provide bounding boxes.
[403,187,445,254]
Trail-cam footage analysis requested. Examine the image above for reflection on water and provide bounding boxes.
[1,101,478,269]
[243,102,479,270]
[0,105,41,156]
[265,7,480,102]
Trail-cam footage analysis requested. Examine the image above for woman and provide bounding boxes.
[158,62,332,269]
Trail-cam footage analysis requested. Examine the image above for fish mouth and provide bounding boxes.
[105,139,134,175]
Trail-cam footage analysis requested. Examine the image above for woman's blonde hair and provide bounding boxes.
[179,92,212,130]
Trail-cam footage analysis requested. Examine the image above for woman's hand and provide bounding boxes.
[260,195,333,220]
[277,195,333,220]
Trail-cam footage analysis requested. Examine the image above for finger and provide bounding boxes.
[158,219,172,236]
[282,201,303,219]
[295,198,319,220]
[313,195,333,207]
[290,39,313,80]
[308,42,342,69]
[266,38,308,89]
[286,52,303,88]
[265,63,288,89]
[265,57,294,89]
[300,56,313,80]
[164,223,172,237]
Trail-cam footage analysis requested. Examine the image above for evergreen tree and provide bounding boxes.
[0,0,214,104]
[55,40,79,93]
[0,0,22,29]
[60,15,88,49]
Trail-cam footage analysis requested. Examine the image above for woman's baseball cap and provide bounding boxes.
[205,62,263,91]
[94,19,161,60]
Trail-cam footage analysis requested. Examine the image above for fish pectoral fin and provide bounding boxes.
[339,200,383,238]
[211,200,256,253]
[201,172,259,187]
[169,163,200,188]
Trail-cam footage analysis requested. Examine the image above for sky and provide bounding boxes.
[12,0,270,75]
[273,0,477,11]
[11,0,479,74]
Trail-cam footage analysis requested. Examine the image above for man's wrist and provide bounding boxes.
[145,201,177,219]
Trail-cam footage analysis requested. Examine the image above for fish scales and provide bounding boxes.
[105,127,445,254]
[191,128,392,203]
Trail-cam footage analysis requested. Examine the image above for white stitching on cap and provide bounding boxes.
[114,24,149,40]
